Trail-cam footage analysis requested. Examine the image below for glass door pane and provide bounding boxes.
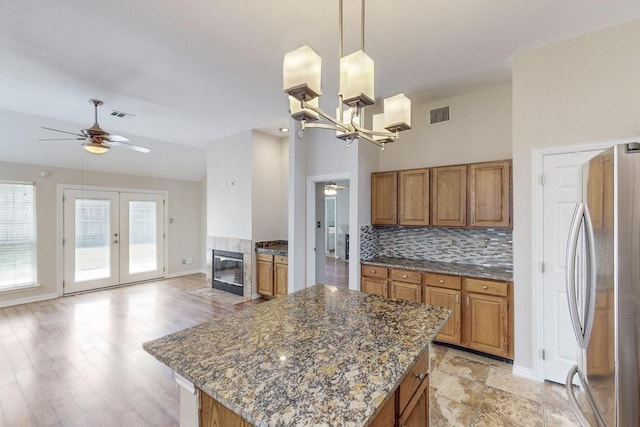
[128,200,157,274]
[75,199,111,282]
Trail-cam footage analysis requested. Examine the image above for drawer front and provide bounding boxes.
[390,269,422,284]
[463,278,508,297]
[274,255,288,265]
[398,348,430,412]
[256,253,273,262]
[361,264,389,280]
[423,273,461,290]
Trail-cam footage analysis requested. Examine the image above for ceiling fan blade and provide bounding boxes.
[107,140,150,153]
[38,138,85,141]
[41,126,84,137]
[104,134,130,142]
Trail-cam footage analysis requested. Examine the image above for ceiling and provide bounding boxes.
[1,1,640,179]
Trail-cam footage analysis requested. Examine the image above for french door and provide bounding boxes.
[63,189,165,294]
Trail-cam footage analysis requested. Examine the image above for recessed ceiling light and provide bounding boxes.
[279,127,289,133]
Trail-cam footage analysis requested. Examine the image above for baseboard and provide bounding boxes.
[166,269,206,278]
[0,292,58,308]
[512,364,539,382]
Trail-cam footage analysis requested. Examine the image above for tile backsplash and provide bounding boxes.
[360,226,512,269]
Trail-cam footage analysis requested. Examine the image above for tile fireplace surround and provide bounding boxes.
[206,236,253,300]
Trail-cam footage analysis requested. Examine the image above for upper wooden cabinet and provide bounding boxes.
[468,160,511,228]
[399,168,429,226]
[371,171,398,225]
[431,165,467,227]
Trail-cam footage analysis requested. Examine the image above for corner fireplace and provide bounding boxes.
[212,250,244,296]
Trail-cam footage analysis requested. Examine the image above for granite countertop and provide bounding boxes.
[255,240,288,256]
[362,256,513,282]
[143,285,449,427]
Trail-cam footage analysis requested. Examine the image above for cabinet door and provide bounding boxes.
[400,381,429,427]
[399,168,429,226]
[371,172,398,225]
[274,261,288,296]
[256,260,274,296]
[431,165,466,227]
[424,286,461,345]
[391,282,422,303]
[468,160,511,228]
[361,277,388,298]
[463,292,509,358]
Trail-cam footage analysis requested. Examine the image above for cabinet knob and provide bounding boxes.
[371,270,376,274]
[439,279,445,284]
[402,274,408,279]
[414,372,426,381]
[482,285,488,290]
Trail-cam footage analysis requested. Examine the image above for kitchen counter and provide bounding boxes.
[255,240,288,256]
[143,284,449,426]
[363,256,513,282]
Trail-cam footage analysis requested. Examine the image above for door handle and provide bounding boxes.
[455,294,460,304]
[565,365,606,427]
[565,203,587,349]
[582,205,596,348]
[113,240,119,244]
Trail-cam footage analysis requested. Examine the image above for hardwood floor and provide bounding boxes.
[0,274,261,426]
[0,274,577,426]
[324,256,349,288]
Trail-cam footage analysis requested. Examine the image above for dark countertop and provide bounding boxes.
[143,285,450,427]
[362,256,513,282]
[255,240,288,256]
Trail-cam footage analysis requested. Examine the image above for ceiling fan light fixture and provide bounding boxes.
[83,141,110,154]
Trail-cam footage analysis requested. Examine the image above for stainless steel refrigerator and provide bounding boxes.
[564,142,640,426]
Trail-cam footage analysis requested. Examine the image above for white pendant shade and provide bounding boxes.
[383,93,412,131]
[339,50,374,107]
[283,46,322,101]
[289,96,319,122]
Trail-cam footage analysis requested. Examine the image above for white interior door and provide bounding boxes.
[63,189,165,294]
[119,192,164,283]
[542,150,602,383]
[63,189,120,293]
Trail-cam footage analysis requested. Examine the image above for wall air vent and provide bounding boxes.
[429,106,450,125]
[110,110,135,119]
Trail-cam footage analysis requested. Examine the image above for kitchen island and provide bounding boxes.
[143,284,449,426]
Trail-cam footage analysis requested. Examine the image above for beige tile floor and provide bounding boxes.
[429,344,580,426]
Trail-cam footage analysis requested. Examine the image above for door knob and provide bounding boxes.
[113,240,119,244]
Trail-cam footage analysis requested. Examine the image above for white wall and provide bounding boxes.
[380,83,513,171]
[512,18,640,375]
[251,130,287,242]
[207,131,253,240]
[335,183,349,259]
[0,160,205,306]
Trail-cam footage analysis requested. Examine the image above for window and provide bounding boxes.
[0,182,36,290]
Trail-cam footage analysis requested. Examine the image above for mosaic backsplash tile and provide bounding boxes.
[360,226,513,269]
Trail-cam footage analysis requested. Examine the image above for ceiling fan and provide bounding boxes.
[324,182,349,196]
[40,99,150,154]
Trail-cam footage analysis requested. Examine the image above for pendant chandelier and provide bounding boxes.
[283,0,412,150]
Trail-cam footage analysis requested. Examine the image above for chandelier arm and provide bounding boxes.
[303,123,345,132]
[351,120,398,139]
[355,132,385,148]
[303,100,353,132]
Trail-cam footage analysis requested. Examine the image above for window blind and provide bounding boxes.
[0,182,36,289]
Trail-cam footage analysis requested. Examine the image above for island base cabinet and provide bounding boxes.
[400,380,429,427]
[200,390,253,427]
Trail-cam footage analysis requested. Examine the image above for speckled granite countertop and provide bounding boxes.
[255,240,288,256]
[143,285,449,427]
[362,256,513,282]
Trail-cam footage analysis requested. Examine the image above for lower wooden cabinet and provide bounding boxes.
[256,254,288,297]
[461,278,511,359]
[400,380,429,427]
[424,286,461,345]
[362,277,388,297]
[391,281,422,303]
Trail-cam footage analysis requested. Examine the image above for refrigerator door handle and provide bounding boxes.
[566,203,587,348]
[581,204,596,347]
[566,365,607,427]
